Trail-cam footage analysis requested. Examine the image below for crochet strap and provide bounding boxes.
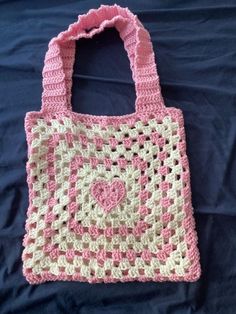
[41,4,165,113]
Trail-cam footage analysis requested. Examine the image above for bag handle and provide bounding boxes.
[41,4,165,114]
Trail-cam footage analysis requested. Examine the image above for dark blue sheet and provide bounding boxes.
[1,0,236,313]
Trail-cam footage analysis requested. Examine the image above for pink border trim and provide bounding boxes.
[23,271,200,285]
[26,107,180,133]
[23,107,201,284]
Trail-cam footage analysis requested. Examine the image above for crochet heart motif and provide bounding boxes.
[90,179,126,213]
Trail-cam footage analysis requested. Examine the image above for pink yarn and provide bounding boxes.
[41,4,164,113]
[22,4,201,284]
[90,179,126,212]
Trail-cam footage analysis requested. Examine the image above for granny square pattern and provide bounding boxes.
[22,4,201,284]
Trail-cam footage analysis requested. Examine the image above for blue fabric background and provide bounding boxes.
[0,0,236,313]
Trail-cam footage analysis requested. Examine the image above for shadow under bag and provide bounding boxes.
[22,4,201,284]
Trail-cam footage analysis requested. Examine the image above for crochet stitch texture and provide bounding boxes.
[22,4,201,284]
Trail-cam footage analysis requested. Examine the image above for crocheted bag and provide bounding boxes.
[22,4,201,284]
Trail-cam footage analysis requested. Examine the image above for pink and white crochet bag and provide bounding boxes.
[22,4,201,284]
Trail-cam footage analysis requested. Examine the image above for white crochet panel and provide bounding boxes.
[23,113,199,282]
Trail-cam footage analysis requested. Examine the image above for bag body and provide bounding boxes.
[22,4,201,284]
